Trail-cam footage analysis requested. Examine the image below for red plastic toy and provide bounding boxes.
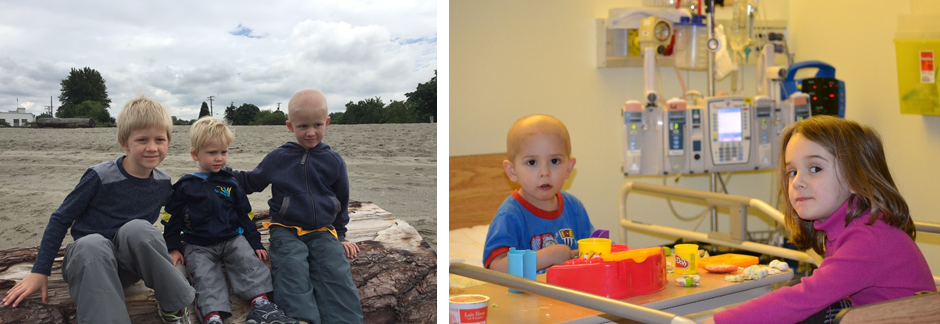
[546,246,668,299]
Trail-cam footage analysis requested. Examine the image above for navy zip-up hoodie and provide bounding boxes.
[162,167,263,252]
[233,141,350,240]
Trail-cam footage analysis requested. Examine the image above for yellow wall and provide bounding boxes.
[450,0,940,273]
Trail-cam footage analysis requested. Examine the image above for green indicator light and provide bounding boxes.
[762,119,766,125]
[632,124,636,130]
[674,123,678,129]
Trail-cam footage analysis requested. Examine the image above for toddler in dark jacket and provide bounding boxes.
[162,116,303,324]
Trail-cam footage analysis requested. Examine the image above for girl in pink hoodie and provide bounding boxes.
[707,116,935,324]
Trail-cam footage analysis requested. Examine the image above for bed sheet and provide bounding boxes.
[449,224,490,288]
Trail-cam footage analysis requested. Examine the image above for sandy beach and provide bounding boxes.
[0,123,437,252]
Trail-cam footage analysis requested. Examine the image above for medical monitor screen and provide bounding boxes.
[717,108,742,142]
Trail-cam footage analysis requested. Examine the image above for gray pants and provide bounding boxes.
[183,235,273,318]
[62,219,195,324]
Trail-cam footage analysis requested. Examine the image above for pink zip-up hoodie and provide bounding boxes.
[714,200,936,324]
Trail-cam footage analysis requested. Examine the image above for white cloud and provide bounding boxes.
[0,0,437,120]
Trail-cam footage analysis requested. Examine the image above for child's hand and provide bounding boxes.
[537,244,575,270]
[341,241,360,259]
[703,318,715,324]
[570,249,580,260]
[169,250,185,266]
[255,249,269,261]
[3,272,48,307]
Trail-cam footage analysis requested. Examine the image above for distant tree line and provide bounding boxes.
[44,68,436,127]
[330,97,409,124]
[331,70,437,124]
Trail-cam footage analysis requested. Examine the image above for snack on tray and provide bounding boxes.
[769,259,790,271]
[703,263,739,273]
[697,253,758,269]
[724,265,784,282]
[676,274,701,287]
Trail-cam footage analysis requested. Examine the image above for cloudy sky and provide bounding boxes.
[0,0,437,120]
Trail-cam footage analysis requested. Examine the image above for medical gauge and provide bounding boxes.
[802,77,845,118]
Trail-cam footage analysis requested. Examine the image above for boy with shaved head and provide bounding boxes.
[482,114,595,273]
[234,89,363,324]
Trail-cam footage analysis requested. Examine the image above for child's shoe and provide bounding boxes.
[205,314,224,324]
[246,302,306,324]
[158,303,190,324]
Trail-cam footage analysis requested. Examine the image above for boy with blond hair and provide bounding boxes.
[483,114,595,273]
[2,96,195,323]
[233,89,363,324]
[162,116,303,324]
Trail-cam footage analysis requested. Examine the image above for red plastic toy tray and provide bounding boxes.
[545,247,667,299]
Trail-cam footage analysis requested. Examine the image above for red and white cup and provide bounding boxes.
[449,294,489,324]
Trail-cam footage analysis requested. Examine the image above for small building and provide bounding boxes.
[0,108,36,127]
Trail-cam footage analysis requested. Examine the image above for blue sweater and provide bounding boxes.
[482,190,594,269]
[32,156,173,276]
[233,141,350,240]
[161,167,263,252]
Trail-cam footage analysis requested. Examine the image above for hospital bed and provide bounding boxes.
[449,153,515,288]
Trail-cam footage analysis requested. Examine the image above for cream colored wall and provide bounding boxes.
[450,0,938,274]
[788,0,940,272]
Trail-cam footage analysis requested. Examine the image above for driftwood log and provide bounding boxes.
[0,201,436,324]
[36,118,95,128]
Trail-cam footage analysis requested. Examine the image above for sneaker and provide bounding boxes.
[205,315,224,324]
[158,303,189,324]
[246,303,306,324]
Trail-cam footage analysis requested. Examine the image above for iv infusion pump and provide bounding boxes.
[620,98,694,176]
[789,93,812,122]
[622,100,664,176]
[702,96,753,173]
[663,99,688,175]
[621,95,799,177]
[752,96,775,169]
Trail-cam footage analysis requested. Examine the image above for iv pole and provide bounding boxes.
[707,0,720,234]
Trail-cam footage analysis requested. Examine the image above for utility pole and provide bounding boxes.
[44,96,54,117]
[207,95,215,116]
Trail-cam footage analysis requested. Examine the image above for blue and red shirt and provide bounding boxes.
[482,189,594,269]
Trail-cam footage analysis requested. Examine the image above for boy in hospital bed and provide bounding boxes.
[482,114,595,273]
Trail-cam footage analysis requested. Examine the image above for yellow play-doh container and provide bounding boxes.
[449,294,489,324]
[577,238,612,259]
[674,244,699,275]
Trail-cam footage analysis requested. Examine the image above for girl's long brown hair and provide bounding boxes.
[778,116,915,256]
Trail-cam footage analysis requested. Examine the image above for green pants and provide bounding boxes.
[268,226,363,324]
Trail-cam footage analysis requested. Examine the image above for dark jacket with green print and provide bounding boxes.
[161,167,263,252]
[232,141,350,240]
